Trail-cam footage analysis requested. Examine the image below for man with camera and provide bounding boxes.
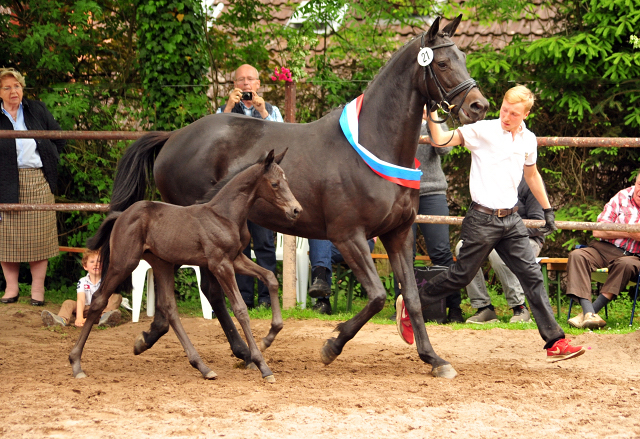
[220,64,283,122]
[216,64,283,309]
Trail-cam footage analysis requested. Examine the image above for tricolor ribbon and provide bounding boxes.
[339,95,422,189]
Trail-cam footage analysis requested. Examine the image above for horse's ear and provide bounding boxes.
[264,149,275,170]
[427,16,441,43]
[274,148,288,165]
[441,14,462,37]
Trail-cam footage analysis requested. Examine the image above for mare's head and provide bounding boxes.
[256,149,302,222]
[417,15,489,124]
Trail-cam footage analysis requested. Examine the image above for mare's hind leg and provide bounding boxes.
[213,261,275,383]
[319,235,387,364]
[150,257,217,379]
[199,268,256,369]
[233,253,283,350]
[381,230,455,379]
[69,264,136,378]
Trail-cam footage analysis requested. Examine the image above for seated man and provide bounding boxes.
[455,176,545,324]
[308,238,375,315]
[565,172,640,329]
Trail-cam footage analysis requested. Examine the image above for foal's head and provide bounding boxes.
[257,149,302,221]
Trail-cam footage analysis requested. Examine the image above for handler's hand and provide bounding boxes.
[539,208,557,236]
[223,88,244,113]
[75,317,86,327]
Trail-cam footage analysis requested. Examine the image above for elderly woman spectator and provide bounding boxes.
[0,68,65,306]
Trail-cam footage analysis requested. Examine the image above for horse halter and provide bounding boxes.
[419,31,478,145]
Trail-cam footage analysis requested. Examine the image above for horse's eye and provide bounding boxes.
[437,62,447,68]
[271,183,279,189]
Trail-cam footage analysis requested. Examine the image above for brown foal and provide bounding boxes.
[68,150,301,382]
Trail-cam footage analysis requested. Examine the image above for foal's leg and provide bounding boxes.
[213,261,275,383]
[69,262,137,378]
[382,230,456,379]
[233,253,283,350]
[150,257,217,379]
[320,235,388,364]
[199,268,256,369]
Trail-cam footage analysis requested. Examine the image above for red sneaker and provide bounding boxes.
[546,338,585,363]
[396,295,414,345]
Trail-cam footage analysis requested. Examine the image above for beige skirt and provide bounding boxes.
[0,168,59,262]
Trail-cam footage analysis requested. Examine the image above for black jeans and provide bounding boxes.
[236,221,277,308]
[420,208,564,348]
[394,194,462,309]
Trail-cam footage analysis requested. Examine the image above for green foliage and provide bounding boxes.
[136,0,211,129]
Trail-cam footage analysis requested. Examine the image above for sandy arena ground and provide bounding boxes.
[1,303,639,438]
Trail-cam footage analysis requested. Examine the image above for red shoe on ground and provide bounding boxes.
[396,295,414,345]
[546,338,585,363]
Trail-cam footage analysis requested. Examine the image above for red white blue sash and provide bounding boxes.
[339,95,422,189]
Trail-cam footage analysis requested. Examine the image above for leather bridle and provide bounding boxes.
[420,32,478,145]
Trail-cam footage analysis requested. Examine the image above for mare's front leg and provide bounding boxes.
[233,253,283,350]
[381,229,456,379]
[320,235,387,364]
[69,268,131,378]
[150,257,217,379]
[199,268,256,369]
[213,261,275,383]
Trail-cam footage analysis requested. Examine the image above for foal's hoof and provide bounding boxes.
[236,360,258,370]
[260,339,269,352]
[133,333,148,355]
[320,339,339,365]
[204,370,218,380]
[74,372,87,379]
[431,364,457,379]
[263,375,276,383]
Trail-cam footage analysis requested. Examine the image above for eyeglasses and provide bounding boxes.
[1,84,22,92]
[234,77,258,83]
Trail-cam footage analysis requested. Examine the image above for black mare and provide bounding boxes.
[109,16,489,379]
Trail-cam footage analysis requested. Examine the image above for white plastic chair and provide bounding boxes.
[130,261,213,322]
[274,233,310,308]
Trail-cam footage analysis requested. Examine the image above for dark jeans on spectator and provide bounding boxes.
[394,194,462,310]
[236,220,276,308]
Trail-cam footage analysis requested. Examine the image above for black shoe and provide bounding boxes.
[1,295,19,304]
[258,302,271,309]
[446,307,464,323]
[308,267,332,298]
[312,299,332,315]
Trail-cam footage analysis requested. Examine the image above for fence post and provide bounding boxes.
[282,81,298,310]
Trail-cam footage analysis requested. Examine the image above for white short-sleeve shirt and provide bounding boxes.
[458,119,537,209]
[76,275,101,306]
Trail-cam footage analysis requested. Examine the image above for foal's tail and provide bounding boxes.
[87,212,132,294]
[110,131,172,212]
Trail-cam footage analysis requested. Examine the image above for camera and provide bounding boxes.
[241,91,253,100]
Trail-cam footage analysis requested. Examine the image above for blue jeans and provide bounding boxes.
[236,221,277,308]
[309,239,375,285]
[394,194,461,309]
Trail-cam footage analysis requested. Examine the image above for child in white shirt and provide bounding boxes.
[41,249,122,327]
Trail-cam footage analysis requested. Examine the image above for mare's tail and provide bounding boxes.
[87,212,133,294]
[110,131,172,212]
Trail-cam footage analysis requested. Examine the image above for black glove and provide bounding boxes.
[539,208,557,236]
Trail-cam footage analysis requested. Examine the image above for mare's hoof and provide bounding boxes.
[263,375,276,383]
[235,360,258,370]
[133,333,148,355]
[75,372,87,379]
[204,370,218,380]
[320,339,339,365]
[431,364,457,379]
[260,339,269,352]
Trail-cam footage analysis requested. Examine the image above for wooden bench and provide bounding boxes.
[538,258,568,318]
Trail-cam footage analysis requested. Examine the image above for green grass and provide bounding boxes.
[17,280,640,335]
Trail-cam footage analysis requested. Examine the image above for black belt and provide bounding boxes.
[622,249,640,257]
[470,202,519,218]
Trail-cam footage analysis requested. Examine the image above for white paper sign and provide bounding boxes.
[417,47,434,66]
